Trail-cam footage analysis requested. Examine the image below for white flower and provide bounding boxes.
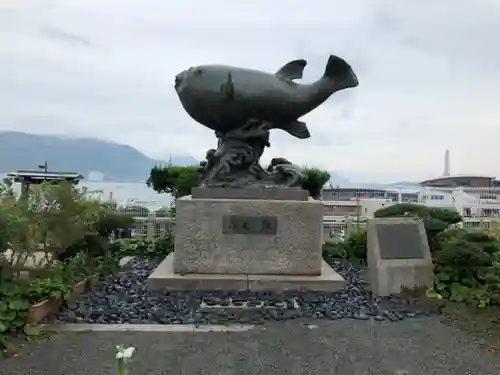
[123,347,135,359]
[116,345,135,360]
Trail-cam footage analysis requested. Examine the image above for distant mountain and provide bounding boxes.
[328,172,352,186]
[384,181,420,187]
[0,131,198,182]
[325,173,420,189]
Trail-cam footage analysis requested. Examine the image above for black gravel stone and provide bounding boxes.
[46,257,439,325]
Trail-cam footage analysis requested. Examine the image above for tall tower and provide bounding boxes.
[443,149,450,176]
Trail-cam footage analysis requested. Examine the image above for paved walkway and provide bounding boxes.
[1,318,499,375]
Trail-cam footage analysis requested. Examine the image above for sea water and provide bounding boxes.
[10,181,173,210]
[82,181,173,208]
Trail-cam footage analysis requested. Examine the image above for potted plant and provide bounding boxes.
[26,267,73,324]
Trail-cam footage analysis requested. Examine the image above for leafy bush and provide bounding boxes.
[96,212,134,237]
[0,179,113,342]
[0,252,100,339]
[433,228,500,307]
[59,233,108,261]
[0,277,32,335]
[27,264,75,303]
[58,208,134,262]
[118,234,174,257]
[301,168,330,199]
[147,164,200,198]
[322,241,346,259]
[63,252,97,283]
[0,181,102,271]
[374,203,462,252]
[119,237,154,256]
[153,233,174,255]
[344,229,367,260]
[322,229,367,262]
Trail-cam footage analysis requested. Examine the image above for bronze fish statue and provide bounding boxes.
[174,55,358,139]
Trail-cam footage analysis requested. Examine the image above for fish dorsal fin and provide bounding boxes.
[275,59,307,81]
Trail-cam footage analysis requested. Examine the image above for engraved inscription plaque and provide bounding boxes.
[376,223,425,260]
[222,215,278,235]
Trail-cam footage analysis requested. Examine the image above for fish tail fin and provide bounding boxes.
[323,55,359,91]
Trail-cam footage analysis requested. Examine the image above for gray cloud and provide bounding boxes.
[40,27,91,47]
[1,0,500,182]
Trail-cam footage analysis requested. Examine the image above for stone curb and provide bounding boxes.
[40,323,255,332]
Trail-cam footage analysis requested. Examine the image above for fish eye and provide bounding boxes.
[194,68,203,76]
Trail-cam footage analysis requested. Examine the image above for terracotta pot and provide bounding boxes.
[28,298,62,324]
[28,278,89,324]
[88,275,99,289]
[73,278,88,295]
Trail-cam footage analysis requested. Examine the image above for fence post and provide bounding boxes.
[345,218,353,237]
[454,187,465,217]
[147,212,156,241]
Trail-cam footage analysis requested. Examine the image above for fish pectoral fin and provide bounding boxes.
[221,72,235,99]
[279,121,310,139]
[275,59,307,81]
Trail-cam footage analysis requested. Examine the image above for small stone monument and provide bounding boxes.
[148,53,359,292]
[366,217,434,296]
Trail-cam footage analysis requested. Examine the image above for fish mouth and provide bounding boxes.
[174,73,184,90]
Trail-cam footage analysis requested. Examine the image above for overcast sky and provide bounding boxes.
[1,0,500,182]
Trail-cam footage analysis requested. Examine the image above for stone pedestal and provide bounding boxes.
[191,187,309,201]
[174,195,323,275]
[147,190,346,292]
[367,218,434,297]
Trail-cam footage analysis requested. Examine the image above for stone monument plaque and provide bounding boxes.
[222,215,278,235]
[376,223,425,260]
[367,218,434,296]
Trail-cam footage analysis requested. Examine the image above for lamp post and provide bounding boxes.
[38,161,48,172]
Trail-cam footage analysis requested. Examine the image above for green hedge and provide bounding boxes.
[322,229,367,262]
[432,228,500,307]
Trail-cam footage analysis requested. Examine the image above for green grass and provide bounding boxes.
[441,302,500,355]
[1,331,55,358]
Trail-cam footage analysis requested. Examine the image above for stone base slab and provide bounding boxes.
[191,187,309,201]
[147,254,346,292]
[368,262,434,297]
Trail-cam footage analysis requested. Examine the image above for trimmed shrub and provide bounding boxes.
[322,241,346,259]
[344,229,367,260]
[433,228,500,307]
[301,168,330,199]
[322,229,367,262]
[153,233,174,255]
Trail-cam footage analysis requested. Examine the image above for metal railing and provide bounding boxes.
[321,186,500,219]
[106,185,500,241]
[111,211,500,242]
[128,214,174,241]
